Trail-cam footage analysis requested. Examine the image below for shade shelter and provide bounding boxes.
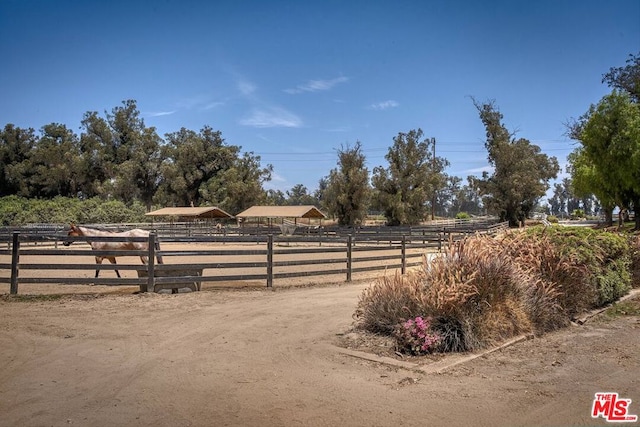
[146,206,234,221]
[235,205,327,234]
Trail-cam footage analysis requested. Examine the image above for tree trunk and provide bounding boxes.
[604,207,614,227]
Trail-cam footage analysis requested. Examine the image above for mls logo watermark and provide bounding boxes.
[592,392,638,423]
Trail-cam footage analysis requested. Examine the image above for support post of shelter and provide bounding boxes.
[10,232,19,295]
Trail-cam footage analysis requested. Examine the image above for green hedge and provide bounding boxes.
[0,196,148,226]
[526,226,632,307]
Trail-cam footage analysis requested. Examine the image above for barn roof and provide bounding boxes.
[236,205,327,219]
[145,206,234,219]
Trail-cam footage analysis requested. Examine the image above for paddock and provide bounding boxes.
[0,220,508,295]
[0,237,435,295]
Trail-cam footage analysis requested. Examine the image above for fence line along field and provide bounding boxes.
[0,220,508,295]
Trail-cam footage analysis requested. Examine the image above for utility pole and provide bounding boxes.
[431,137,436,221]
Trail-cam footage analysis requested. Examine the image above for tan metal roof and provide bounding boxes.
[145,206,234,219]
[236,205,326,219]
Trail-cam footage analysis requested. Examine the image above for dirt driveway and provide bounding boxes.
[1,282,639,427]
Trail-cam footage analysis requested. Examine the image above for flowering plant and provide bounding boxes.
[393,316,440,355]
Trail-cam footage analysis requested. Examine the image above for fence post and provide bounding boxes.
[267,234,273,288]
[346,235,352,282]
[401,235,406,275]
[146,233,156,293]
[10,232,20,295]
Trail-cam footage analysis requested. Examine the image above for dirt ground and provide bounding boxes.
[1,277,639,427]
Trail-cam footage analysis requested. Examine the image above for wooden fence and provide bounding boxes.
[0,221,508,295]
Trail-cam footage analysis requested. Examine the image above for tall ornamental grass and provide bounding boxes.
[355,227,633,354]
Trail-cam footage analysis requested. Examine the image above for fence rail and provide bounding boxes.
[0,220,508,295]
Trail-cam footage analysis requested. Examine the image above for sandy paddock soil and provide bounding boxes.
[1,244,639,426]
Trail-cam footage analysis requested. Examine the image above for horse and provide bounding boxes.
[63,224,162,278]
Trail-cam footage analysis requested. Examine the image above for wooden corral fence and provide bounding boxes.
[0,220,508,295]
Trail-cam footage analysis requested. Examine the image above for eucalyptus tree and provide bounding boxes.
[473,100,559,227]
[372,129,448,225]
[323,142,370,226]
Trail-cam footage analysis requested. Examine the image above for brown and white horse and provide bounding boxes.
[64,224,160,278]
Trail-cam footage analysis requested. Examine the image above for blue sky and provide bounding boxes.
[1,0,638,196]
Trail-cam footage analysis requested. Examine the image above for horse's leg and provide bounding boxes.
[94,256,102,279]
[108,257,121,278]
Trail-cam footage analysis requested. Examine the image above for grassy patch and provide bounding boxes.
[603,297,640,319]
[1,293,66,303]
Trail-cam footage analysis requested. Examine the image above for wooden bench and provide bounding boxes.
[137,268,203,293]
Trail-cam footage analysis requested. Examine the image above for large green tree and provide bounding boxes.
[567,91,640,228]
[0,124,37,196]
[77,99,163,206]
[473,100,559,226]
[158,126,271,213]
[28,123,81,198]
[159,126,238,207]
[323,142,370,226]
[204,151,272,214]
[372,129,448,225]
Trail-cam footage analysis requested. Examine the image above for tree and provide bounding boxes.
[323,142,370,226]
[0,124,37,196]
[28,123,81,198]
[473,100,559,226]
[372,129,448,225]
[567,91,640,229]
[77,100,164,207]
[602,52,640,102]
[78,111,115,198]
[204,151,272,214]
[447,175,484,216]
[285,184,317,206]
[265,189,286,205]
[159,126,238,207]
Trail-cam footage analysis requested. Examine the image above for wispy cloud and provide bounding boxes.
[285,76,349,94]
[368,100,399,110]
[144,110,176,117]
[202,101,225,110]
[238,81,256,96]
[240,107,302,128]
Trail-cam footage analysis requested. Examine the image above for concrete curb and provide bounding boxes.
[332,333,535,375]
[573,288,640,325]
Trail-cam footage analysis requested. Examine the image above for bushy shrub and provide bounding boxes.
[570,209,585,219]
[0,196,149,225]
[537,227,631,307]
[455,212,470,220]
[547,215,558,223]
[355,227,635,355]
[353,271,430,334]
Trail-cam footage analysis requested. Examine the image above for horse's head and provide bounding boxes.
[63,223,82,246]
